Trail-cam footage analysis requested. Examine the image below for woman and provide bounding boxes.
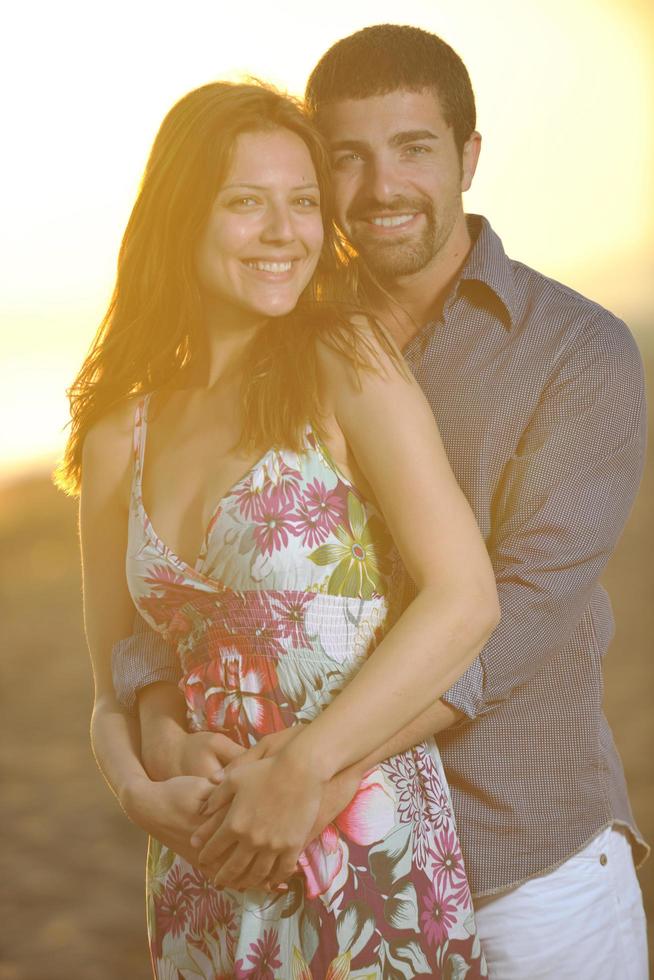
[57,81,498,978]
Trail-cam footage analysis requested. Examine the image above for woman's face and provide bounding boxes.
[195,127,324,325]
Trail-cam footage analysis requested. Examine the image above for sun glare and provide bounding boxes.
[0,0,652,477]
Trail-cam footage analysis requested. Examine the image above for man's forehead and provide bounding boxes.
[317,88,447,141]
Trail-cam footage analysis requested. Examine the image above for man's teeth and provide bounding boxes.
[245,260,293,272]
[370,214,415,228]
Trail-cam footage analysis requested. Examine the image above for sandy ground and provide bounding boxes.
[1,358,652,978]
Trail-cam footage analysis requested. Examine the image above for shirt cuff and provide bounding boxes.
[112,636,181,714]
[441,657,485,721]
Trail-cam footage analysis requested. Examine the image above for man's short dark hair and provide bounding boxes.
[306,24,476,157]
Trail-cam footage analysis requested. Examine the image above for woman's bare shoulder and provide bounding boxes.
[315,312,412,406]
[82,395,143,494]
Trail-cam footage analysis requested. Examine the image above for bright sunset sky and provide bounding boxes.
[1,0,652,478]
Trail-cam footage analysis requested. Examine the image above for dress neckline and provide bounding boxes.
[132,394,279,582]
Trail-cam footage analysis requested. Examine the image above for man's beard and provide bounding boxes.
[344,194,443,282]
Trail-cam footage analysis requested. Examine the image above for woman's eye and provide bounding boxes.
[229,196,258,208]
[294,196,320,208]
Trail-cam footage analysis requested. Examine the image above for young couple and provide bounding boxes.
[60,24,649,980]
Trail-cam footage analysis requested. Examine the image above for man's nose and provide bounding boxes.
[261,203,295,243]
[365,156,401,203]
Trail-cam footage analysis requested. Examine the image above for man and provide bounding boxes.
[115,24,648,977]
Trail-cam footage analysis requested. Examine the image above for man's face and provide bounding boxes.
[319,88,479,282]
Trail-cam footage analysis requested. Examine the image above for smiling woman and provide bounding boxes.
[54,76,498,979]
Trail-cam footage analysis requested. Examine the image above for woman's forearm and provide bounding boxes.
[283,586,498,782]
[347,697,465,777]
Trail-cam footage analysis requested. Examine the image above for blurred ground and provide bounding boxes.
[1,353,652,979]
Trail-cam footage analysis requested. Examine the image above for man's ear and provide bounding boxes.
[461,131,482,192]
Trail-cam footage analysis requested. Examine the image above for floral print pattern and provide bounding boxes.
[126,396,487,978]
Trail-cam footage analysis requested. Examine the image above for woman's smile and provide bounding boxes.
[195,128,324,324]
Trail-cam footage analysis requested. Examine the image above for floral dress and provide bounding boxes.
[126,395,487,980]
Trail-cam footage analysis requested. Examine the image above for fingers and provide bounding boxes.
[191,803,229,849]
[211,842,255,889]
[267,852,302,890]
[209,733,246,766]
[198,776,236,819]
[229,850,278,892]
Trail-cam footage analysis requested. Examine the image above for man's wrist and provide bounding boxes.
[141,720,188,780]
[119,773,155,826]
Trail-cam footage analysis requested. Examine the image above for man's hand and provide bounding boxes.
[121,774,214,868]
[177,731,246,782]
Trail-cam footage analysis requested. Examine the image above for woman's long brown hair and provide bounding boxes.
[55,81,402,495]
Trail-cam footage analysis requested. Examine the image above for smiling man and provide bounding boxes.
[114,24,649,978]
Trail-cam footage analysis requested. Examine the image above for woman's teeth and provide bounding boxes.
[245,260,293,272]
[370,214,415,228]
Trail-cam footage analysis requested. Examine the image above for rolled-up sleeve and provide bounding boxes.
[112,614,181,713]
[443,312,647,719]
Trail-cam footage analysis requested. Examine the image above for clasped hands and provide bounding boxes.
[176,728,362,893]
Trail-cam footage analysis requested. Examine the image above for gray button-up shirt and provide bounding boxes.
[113,215,648,896]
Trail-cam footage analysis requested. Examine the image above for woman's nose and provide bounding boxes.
[261,204,295,244]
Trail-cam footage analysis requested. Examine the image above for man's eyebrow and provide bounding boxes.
[330,130,439,152]
[390,129,439,147]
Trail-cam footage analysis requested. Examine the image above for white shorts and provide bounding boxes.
[473,826,648,979]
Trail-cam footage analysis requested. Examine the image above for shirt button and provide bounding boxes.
[599,853,608,866]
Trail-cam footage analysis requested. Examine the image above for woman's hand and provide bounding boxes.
[192,764,364,889]
[224,725,304,773]
[193,754,326,891]
[121,774,214,868]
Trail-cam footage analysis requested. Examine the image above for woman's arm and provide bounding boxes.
[79,406,212,864]
[200,329,499,888]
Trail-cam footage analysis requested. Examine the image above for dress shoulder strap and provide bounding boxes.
[131,393,152,498]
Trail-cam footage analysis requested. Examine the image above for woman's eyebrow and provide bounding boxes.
[220,182,320,190]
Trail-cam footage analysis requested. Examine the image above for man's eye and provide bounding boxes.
[332,152,363,168]
[405,145,430,156]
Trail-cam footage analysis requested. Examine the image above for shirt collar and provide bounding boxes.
[453,215,519,330]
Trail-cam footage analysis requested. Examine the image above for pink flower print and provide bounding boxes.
[186,868,222,937]
[334,768,396,846]
[290,499,331,548]
[304,478,345,532]
[203,651,285,742]
[430,828,471,907]
[235,455,301,520]
[182,669,210,732]
[420,879,459,948]
[252,490,296,556]
[266,454,302,505]
[234,928,282,980]
[223,592,285,658]
[235,479,268,520]
[415,746,453,830]
[381,753,433,869]
[297,824,347,900]
[298,771,394,900]
[272,592,313,648]
[156,865,194,938]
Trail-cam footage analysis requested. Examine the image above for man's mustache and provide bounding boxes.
[346,195,434,223]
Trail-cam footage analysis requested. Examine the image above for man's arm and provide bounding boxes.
[112,623,245,779]
[112,613,181,713]
[442,311,646,720]
[324,312,646,766]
